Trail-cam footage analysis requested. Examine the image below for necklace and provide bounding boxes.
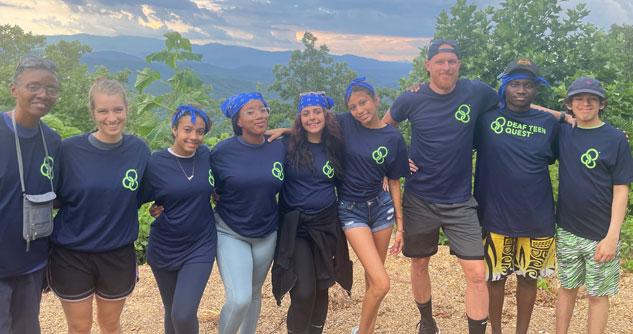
[168,148,196,181]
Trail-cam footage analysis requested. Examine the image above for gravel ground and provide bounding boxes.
[40,246,633,333]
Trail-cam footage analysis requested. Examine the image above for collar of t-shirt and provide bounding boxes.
[88,132,123,150]
[2,111,39,138]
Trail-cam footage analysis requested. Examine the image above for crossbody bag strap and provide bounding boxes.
[11,110,27,194]
[11,110,54,193]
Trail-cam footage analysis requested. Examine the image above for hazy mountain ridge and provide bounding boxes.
[47,34,412,97]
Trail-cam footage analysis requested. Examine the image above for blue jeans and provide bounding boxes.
[151,262,213,334]
[0,268,45,334]
[215,214,277,334]
[338,191,395,232]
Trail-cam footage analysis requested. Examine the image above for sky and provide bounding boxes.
[1,0,631,62]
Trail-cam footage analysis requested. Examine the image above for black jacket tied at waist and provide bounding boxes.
[271,203,353,305]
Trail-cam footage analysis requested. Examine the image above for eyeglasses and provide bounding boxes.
[24,83,60,97]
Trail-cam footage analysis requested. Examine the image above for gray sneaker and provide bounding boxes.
[351,326,359,334]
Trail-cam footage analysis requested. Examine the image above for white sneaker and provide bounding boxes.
[351,326,359,334]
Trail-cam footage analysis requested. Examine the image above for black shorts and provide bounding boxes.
[402,192,484,260]
[48,244,137,301]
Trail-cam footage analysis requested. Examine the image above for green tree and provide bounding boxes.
[0,25,46,109]
[270,32,356,118]
[132,31,214,149]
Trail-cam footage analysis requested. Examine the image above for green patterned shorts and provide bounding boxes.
[556,227,620,296]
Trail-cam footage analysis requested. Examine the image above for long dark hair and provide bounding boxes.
[287,110,344,177]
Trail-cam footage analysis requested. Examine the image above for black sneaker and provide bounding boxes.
[417,319,440,334]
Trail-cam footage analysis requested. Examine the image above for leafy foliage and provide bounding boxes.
[270,32,357,120]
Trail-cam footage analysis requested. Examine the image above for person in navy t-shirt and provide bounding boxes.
[474,59,560,334]
[339,77,409,334]
[555,77,633,334]
[141,105,216,334]
[384,39,495,334]
[0,56,61,334]
[273,92,352,334]
[210,92,285,334]
[49,79,150,333]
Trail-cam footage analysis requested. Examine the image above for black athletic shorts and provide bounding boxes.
[48,244,137,301]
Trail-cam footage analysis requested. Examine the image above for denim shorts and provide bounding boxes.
[338,191,395,233]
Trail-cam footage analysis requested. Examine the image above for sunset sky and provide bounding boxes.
[1,0,631,62]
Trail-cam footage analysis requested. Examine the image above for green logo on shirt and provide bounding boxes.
[372,146,389,164]
[580,148,599,169]
[455,104,471,123]
[322,160,334,179]
[491,116,506,134]
[208,169,215,186]
[40,156,54,180]
[489,116,547,138]
[122,169,139,191]
[272,161,284,181]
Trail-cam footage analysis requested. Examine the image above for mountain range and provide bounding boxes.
[46,34,414,98]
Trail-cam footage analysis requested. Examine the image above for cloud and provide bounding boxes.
[1,0,631,63]
[298,30,431,62]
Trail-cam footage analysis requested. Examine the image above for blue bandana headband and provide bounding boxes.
[220,92,268,119]
[498,72,550,109]
[172,105,210,133]
[345,77,375,104]
[297,93,335,114]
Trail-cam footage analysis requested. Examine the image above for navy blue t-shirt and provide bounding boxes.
[280,140,337,214]
[53,133,150,252]
[474,108,559,237]
[141,146,216,270]
[390,79,499,203]
[0,112,61,278]
[210,137,285,238]
[335,112,409,202]
[557,123,633,241]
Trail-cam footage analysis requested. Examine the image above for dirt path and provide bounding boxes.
[40,246,633,333]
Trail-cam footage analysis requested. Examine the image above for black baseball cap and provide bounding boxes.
[501,58,540,77]
[567,77,606,99]
[427,39,459,60]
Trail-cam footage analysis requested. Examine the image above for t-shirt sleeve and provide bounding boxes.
[478,82,499,115]
[389,92,415,123]
[473,113,486,150]
[139,157,155,204]
[612,135,633,185]
[386,134,409,179]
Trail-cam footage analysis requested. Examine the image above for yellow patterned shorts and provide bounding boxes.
[483,232,556,281]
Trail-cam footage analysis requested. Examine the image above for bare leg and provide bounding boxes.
[587,296,609,334]
[345,227,392,334]
[555,287,578,334]
[61,297,94,334]
[487,278,506,334]
[95,297,126,334]
[458,259,488,320]
[515,276,537,334]
[411,257,432,304]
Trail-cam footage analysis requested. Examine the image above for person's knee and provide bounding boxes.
[463,264,486,285]
[587,295,609,305]
[292,285,316,305]
[411,257,431,274]
[97,317,121,334]
[172,307,197,330]
[226,288,252,313]
[67,320,92,334]
[369,274,390,298]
